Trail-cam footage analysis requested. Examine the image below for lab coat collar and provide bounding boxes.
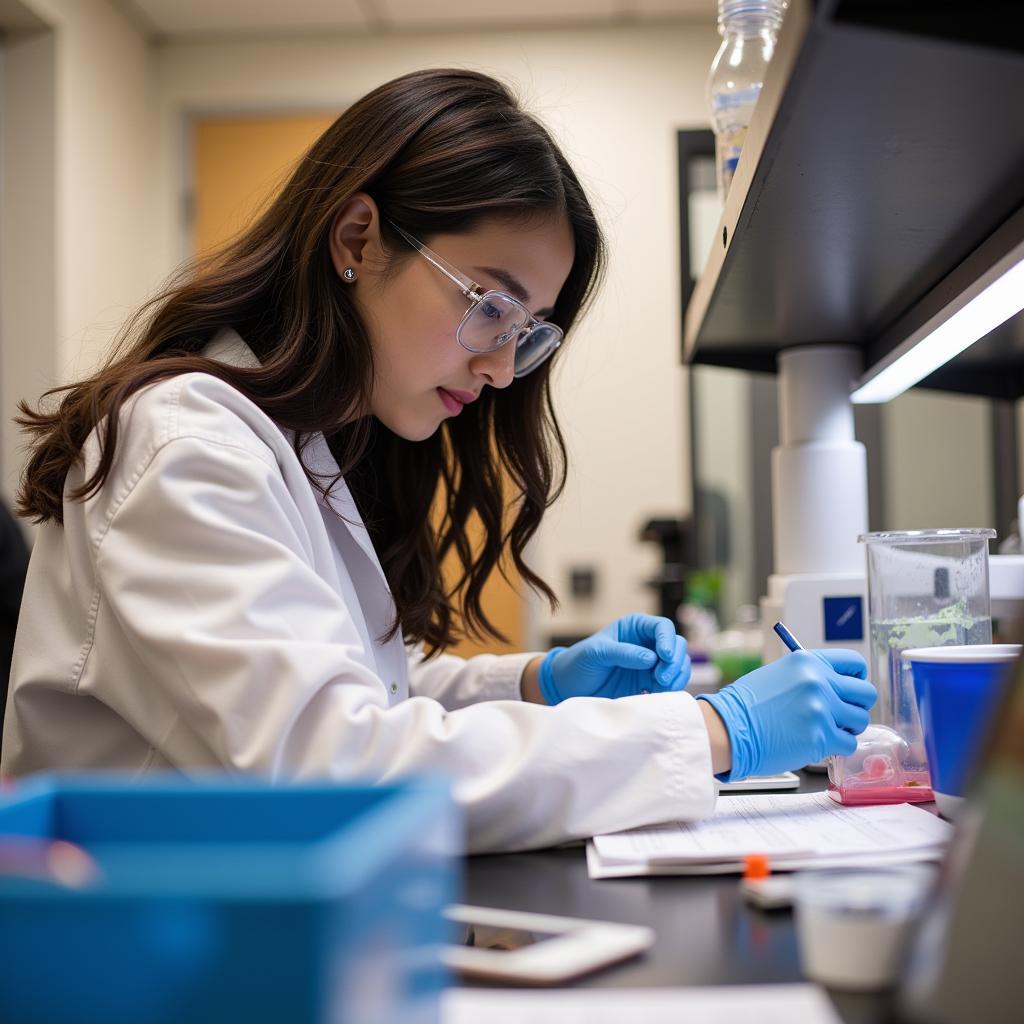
[201,329,391,593]
[203,327,261,369]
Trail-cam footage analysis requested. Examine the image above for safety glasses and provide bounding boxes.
[388,221,563,378]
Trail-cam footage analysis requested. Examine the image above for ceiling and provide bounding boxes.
[0,0,47,31]
[115,0,716,38]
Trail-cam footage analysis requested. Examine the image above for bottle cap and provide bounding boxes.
[718,0,787,27]
[743,853,771,879]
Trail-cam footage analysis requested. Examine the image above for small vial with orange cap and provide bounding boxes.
[740,853,796,910]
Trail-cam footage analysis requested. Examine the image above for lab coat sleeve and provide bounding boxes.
[94,434,717,852]
[406,644,538,709]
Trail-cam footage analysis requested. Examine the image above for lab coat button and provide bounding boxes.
[390,682,398,694]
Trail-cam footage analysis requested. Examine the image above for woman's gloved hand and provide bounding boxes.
[538,613,691,704]
[697,649,876,781]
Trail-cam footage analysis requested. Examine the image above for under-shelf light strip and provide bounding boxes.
[850,253,1024,404]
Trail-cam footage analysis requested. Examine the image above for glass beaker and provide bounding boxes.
[828,529,995,805]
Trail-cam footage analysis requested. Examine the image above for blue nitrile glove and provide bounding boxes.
[696,649,876,781]
[538,613,691,704]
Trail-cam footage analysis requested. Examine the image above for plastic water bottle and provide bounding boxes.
[707,0,787,200]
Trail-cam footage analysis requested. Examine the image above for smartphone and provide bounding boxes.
[442,904,655,984]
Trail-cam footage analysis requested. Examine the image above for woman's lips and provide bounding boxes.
[437,388,465,414]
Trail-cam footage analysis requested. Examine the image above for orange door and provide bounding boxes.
[191,114,525,657]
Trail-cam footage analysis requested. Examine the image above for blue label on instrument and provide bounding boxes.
[823,596,864,641]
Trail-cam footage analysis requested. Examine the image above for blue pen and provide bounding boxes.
[772,621,802,654]
[774,621,834,668]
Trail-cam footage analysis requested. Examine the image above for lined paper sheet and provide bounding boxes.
[443,985,843,1024]
[590,792,951,876]
[586,842,946,879]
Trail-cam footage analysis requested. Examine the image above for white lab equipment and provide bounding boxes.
[759,346,870,666]
[989,547,1024,621]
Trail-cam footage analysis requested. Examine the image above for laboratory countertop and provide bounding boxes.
[462,772,932,1024]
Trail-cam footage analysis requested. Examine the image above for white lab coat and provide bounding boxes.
[2,330,716,852]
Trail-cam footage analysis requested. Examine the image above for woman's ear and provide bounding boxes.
[328,192,381,280]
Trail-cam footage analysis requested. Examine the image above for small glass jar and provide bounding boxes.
[707,0,788,200]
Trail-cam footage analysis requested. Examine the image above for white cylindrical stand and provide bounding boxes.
[772,346,868,576]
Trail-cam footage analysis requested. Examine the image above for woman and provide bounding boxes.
[2,69,874,852]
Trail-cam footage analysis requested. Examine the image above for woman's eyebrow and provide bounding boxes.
[474,265,554,318]
[474,265,530,304]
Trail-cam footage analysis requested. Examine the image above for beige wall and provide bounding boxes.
[883,390,995,532]
[1,23,56,505]
[154,23,720,643]
[1,0,154,504]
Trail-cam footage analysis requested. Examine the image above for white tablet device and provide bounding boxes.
[442,904,655,984]
[718,770,801,792]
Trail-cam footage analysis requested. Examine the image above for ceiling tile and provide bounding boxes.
[379,0,618,29]
[120,0,717,36]
[125,0,370,36]
[620,0,716,16]
[0,0,49,31]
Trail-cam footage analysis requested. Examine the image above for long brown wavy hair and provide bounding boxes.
[15,68,606,654]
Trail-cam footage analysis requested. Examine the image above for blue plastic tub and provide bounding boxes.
[0,775,459,1024]
[903,644,1021,817]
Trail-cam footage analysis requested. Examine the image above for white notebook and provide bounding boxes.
[587,791,952,879]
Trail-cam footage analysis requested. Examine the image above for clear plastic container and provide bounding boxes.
[826,724,923,806]
[707,0,788,200]
[829,529,995,806]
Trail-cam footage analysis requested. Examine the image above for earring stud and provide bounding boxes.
[343,267,357,282]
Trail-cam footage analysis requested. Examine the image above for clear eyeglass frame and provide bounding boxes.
[387,220,563,378]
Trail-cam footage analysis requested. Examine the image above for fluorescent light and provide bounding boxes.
[850,253,1024,404]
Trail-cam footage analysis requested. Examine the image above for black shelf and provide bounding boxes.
[682,0,1024,400]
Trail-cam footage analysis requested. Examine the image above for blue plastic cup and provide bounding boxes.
[901,644,1020,818]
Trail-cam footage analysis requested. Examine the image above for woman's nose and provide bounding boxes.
[469,341,516,389]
